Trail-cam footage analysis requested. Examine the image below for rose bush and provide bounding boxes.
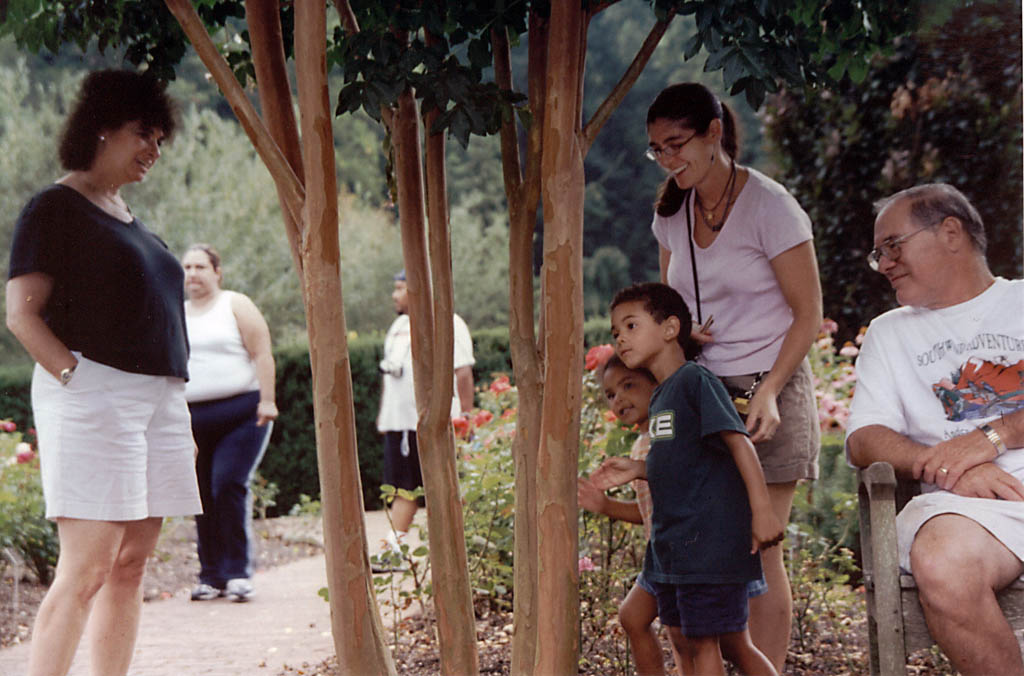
[0,420,58,584]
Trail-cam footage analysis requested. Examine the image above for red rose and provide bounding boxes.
[489,375,512,394]
[452,415,471,438]
[0,421,16,433]
[473,410,494,427]
[584,344,615,371]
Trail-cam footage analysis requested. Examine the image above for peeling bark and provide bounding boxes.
[534,3,586,673]
[245,0,305,275]
[294,3,394,672]
[393,88,480,676]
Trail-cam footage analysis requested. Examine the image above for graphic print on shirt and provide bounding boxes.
[649,410,675,441]
[931,356,1024,422]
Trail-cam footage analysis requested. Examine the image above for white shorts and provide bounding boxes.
[897,490,1024,582]
[31,354,202,521]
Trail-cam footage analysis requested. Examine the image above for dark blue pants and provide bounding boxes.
[189,391,271,588]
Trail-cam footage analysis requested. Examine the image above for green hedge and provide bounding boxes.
[0,319,616,515]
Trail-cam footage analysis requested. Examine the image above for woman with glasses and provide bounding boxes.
[645,82,823,672]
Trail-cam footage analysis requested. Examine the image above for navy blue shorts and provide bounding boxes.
[651,580,750,637]
[382,430,423,491]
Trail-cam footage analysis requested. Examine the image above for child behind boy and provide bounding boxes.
[579,355,690,676]
[593,282,783,676]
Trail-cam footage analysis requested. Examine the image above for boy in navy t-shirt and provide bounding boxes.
[592,282,782,676]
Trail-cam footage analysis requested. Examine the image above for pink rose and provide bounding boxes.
[15,442,34,464]
[489,375,512,394]
[584,344,615,371]
[578,556,596,573]
[819,319,839,336]
[0,421,16,433]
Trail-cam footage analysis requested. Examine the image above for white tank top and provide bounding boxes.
[184,290,259,402]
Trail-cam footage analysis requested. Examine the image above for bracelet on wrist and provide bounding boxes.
[978,423,1008,456]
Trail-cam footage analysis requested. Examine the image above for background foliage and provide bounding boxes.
[763,0,1023,340]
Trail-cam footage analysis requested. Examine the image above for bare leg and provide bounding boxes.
[620,582,673,676]
[685,634,726,676]
[748,481,796,671]
[719,629,778,676]
[911,514,1024,676]
[665,626,694,676]
[389,496,418,534]
[86,517,163,676]
[27,519,127,676]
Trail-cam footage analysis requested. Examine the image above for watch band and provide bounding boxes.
[978,423,1008,456]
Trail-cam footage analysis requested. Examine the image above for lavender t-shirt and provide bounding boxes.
[652,168,812,376]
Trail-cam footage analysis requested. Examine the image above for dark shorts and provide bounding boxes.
[382,430,423,491]
[651,580,750,637]
[721,357,820,483]
[638,571,766,600]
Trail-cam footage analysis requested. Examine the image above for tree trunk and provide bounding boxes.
[165,1,394,672]
[245,0,305,277]
[493,15,547,674]
[164,0,304,227]
[293,3,395,672]
[534,2,587,673]
[391,87,479,676]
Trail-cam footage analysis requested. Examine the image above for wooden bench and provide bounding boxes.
[857,461,1024,676]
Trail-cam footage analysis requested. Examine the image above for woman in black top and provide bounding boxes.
[6,70,201,676]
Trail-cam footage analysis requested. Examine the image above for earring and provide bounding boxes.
[99,136,106,142]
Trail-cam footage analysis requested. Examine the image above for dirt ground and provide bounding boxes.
[1,515,953,675]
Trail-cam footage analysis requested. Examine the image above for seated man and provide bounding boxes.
[846,183,1024,676]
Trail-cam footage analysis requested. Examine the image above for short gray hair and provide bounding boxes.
[874,183,987,254]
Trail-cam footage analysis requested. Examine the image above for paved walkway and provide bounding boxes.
[0,511,421,676]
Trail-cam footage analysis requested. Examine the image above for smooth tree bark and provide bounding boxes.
[533,2,588,670]
[492,5,674,670]
[163,1,395,672]
[389,86,480,676]
[293,3,396,671]
[492,16,546,676]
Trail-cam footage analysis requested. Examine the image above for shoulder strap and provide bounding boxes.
[684,190,702,324]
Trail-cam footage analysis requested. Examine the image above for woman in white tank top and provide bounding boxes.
[182,244,277,603]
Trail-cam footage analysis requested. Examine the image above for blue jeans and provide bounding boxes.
[189,391,271,587]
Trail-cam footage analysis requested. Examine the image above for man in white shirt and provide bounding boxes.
[374,271,474,570]
[846,183,1024,676]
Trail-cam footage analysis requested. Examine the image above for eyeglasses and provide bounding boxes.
[867,226,932,271]
[645,133,698,162]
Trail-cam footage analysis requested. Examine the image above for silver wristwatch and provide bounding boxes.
[59,363,77,386]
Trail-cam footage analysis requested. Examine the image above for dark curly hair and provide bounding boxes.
[647,83,740,218]
[610,282,702,361]
[59,70,178,171]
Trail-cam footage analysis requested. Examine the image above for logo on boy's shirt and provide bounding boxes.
[932,357,1024,422]
[649,410,675,441]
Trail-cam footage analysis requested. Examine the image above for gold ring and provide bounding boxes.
[939,467,949,474]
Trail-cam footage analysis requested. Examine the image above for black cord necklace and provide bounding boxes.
[695,159,737,232]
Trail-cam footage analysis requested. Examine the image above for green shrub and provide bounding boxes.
[763,2,1022,342]
[0,420,58,584]
[0,364,35,433]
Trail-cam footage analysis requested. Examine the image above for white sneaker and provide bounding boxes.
[225,578,254,602]
[370,530,408,574]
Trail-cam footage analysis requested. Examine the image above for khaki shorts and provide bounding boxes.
[721,358,820,484]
